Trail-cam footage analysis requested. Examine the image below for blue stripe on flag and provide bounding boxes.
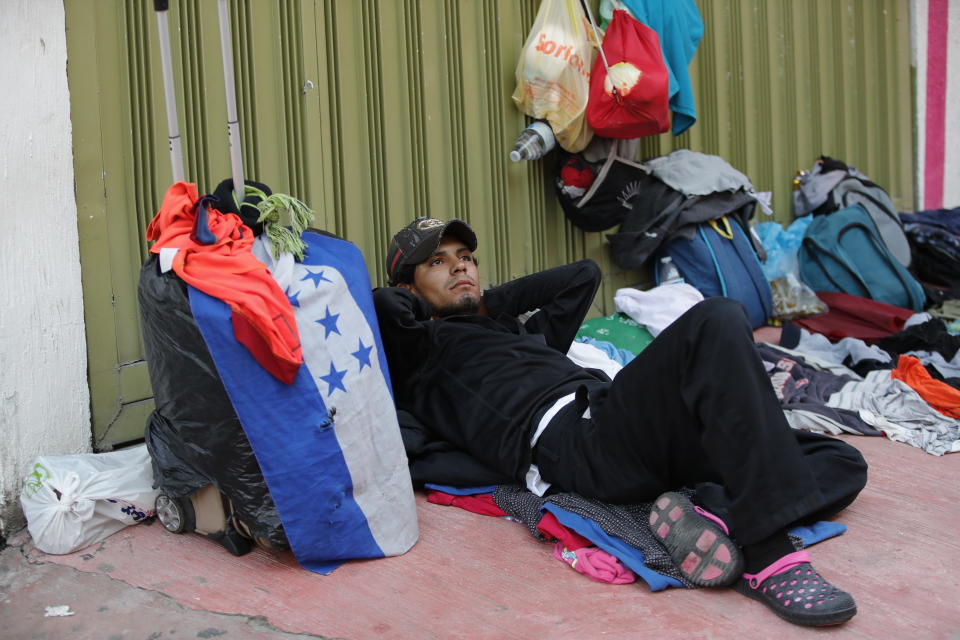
[189,287,383,574]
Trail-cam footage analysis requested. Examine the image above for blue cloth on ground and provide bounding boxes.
[543,503,683,591]
[424,484,498,496]
[789,521,847,547]
[575,336,637,365]
[900,207,960,235]
[428,483,846,589]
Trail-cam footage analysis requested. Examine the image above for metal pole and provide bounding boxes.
[154,0,185,182]
[217,0,245,199]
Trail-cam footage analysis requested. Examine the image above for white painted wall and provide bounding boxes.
[944,2,960,209]
[911,0,928,209]
[911,0,960,210]
[0,0,91,538]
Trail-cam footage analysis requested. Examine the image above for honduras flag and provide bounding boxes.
[189,231,418,573]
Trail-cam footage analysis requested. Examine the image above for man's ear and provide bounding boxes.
[398,281,417,295]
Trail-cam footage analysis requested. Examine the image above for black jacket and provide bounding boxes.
[373,260,606,484]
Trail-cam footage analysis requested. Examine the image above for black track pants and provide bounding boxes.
[534,297,868,545]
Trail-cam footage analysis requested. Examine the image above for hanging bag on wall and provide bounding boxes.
[554,150,652,231]
[512,0,597,152]
[585,9,670,139]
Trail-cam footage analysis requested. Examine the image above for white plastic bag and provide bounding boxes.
[20,444,159,554]
[512,0,598,152]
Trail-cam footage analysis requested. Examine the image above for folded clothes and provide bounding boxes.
[426,484,850,592]
[614,284,704,337]
[553,542,636,585]
[426,491,506,517]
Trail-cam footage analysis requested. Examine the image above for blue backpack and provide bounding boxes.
[655,216,773,328]
[798,204,925,311]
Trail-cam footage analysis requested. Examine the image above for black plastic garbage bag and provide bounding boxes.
[138,254,288,549]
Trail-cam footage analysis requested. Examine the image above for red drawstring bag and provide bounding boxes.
[586,9,670,139]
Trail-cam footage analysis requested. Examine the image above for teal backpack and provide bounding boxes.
[798,204,925,311]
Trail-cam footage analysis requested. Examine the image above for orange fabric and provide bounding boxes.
[147,182,301,384]
[891,354,960,419]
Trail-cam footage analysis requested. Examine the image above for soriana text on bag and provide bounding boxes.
[512,0,597,152]
[586,9,670,139]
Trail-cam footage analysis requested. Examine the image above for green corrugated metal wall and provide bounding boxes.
[65,0,913,448]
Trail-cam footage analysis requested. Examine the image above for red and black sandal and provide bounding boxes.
[735,550,857,626]
[648,491,744,587]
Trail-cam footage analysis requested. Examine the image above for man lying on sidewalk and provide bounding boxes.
[373,217,868,628]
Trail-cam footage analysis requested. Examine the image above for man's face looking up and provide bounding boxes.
[402,235,482,318]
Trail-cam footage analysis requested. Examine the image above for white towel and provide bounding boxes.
[614,284,703,337]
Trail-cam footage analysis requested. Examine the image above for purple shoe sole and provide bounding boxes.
[648,492,743,588]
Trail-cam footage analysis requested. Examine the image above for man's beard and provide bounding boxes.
[431,293,481,318]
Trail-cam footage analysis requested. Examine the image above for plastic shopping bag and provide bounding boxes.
[20,445,159,554]
[754,219,826,321]
[512,0,597,152]
[769,272,827,321]
[586,9,670,139]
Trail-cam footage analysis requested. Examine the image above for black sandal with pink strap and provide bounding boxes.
[648,491,743,587]
[735,550,857,626]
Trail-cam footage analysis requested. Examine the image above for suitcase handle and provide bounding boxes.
[154,0,184,182]
[217,0,245,198]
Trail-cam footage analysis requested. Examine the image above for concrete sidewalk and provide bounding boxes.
[1,434,959,639]
[0,528,312,639]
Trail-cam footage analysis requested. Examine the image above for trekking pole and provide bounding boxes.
[154,0,185,182]
[216,0,245,200]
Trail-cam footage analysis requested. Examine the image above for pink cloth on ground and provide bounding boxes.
[552,542,636,585]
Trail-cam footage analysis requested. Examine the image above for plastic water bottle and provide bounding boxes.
[658,256,684,285]
[509,121,556,162]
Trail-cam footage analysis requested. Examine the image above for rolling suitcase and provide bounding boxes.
[143,0,281,555]
[141,1,418,569]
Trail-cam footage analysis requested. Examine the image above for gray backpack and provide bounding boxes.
[794,156,912,267]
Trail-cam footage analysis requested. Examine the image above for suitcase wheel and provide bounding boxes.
[155,492,195,534]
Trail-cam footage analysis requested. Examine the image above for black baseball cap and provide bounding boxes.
[385,217,478,285]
